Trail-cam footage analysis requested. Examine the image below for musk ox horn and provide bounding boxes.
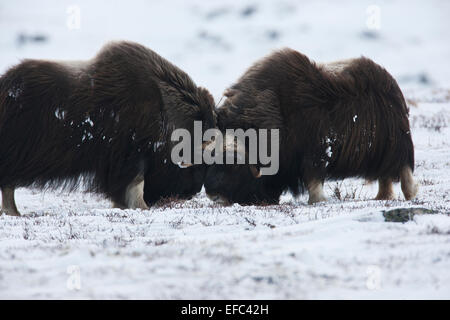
[202,140,214,150]
[177,161,193,168]
[223,88,238,98]
[250,165,262,178]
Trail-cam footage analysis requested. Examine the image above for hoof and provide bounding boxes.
[308,195,327,205]
[403,183,419,201]
[112,200,149,210]
[374,193,395,201]
[1,208,21,216]
[134,199,149,210]
[400,166,419,201]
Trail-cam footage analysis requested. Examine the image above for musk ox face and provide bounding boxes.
[203,126,282,205]
[204,146,281,205]
[143,88,217,205]
[204,163,270,205]
[176,164,207,197]
[144,162,207,204]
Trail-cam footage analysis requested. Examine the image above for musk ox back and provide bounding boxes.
[0,41,216,215]
[204,48,418,205]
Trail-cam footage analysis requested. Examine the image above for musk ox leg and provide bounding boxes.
[375,178,395,200]
[112,175,149,210]
[125,177,149,209]
[400,166,419,200]
[306,179,327,204]
[1,187,20,216]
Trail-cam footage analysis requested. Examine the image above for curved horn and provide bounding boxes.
[178,161,193,168]
[250,165,262,178]
[202,140,215,151]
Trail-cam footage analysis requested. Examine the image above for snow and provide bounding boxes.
[84,116,94,127]
[0,0,450,299]
[55,108,66,120]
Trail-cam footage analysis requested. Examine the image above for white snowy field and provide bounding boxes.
[0,1,449,299]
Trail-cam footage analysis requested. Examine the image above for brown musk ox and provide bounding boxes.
[204,48,418,205]
[0,41,216,215]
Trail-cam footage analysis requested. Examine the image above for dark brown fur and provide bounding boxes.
[204,49,415,205]
[0,41,216,213]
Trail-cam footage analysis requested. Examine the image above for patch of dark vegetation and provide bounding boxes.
[244,217,256,227]
[205,201,228,210]
[198,30,231,50]
[241,5,257,17]
[169,215,185,229]
[205,7,230,20]
[266,30,280,40]
[398,72,432,85]
[146,238,169,246]
[410,110,449,132]
[406,98,418,108]
[104,211,129,221]
[406,88,450,104]
[383,207,438,223]
[252,276,274,284]
[154,196,187,209]
[360,30,380,40]
[68,222,79,240]
[428,226,450,235]
[420,179,435,186]
[22,223,31,240]
[331,181,363,201]
[251,202,298,222]
[16,32,48,47]
[23,211,54,218]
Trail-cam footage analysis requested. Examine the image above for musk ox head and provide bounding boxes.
[203,132,282,206]
[144,87,217,205]
[204,163,270,205]
[145,159,208,204]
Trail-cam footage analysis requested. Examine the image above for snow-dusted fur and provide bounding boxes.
[205,49,416,205]
[0,41,216,214]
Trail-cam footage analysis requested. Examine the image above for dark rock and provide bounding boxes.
[383,208,438,223]
[398,72,433,86]
[360,30,380,40]
[197,30,231,51]
[266,30,280,40]
[241,5,257,17]
[418,73,431,84]
[16,32,48,47]
[205,7,230,20]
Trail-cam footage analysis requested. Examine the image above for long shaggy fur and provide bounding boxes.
[204,48,414,205]
[0,41,216,208]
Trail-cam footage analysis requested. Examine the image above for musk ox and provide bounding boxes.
[204,48,418,205]
[0,41,216,215]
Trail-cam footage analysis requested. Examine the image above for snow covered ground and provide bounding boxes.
[0,0,449,299]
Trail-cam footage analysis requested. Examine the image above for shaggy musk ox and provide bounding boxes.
[204,49,418,205]
[0,41,216,215]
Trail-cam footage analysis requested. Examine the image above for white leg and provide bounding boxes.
[124,177,149,210]
[375,178,395,200]
[307,179,327,204]
[400,166,418,200]
[1,187,21,216]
